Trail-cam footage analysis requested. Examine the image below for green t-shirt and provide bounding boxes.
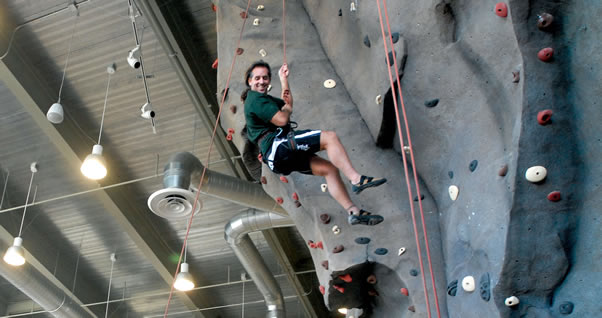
[244,90,285,155]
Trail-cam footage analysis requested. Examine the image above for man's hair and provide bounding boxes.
[244,60,271,87]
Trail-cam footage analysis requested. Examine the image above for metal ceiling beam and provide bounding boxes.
[0,27,211,318]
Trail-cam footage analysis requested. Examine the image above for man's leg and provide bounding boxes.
[309,156,360,215]
[319,131,362,184]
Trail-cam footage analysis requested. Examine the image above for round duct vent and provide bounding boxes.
[148,188,201,219]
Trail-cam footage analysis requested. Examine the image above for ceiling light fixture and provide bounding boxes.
[4,162,37,266]
[81,64,115,180]
[338,308,348,315]
[174,243,195,291]
[47,7,79,124]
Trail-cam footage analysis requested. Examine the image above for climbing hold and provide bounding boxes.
[386,50,397,66]
[538,48,554,62]
[259,48,267,57]
[267,84,272,92]
[366,275,377,284]
[537,109,553,125]
[292,192,299,201]
[228,128,235,135]
[226,134,233,141]
[257,153,263,162]
[547,191,562,202]
[363,35,371,48]
[403,146,411,154]
[408,306,416,312]
[512,71,520,83]
[398,247,406,256]
[279,176,288,183]
[236,48,244,55]
[338,8,342,16]
[375,95,382,105]
[391,32,400,44]
[537,13,554,30]
[316,241,324,249]
[275,197,284,205]
[368,289,379,296]
[321,184,328,192]
[462,276,476,292]
[260,176,267,184]
[307,240,315,248]
[469,160,479,172]
[505,296,519,306]
[253,18,260,26]
[319,285,325,295]
[211,59,218,69]
[448,171,454,179]
[294,201,302,208]
[323,79,336,88]
[333,285,345,293]
[320,213,331,224]
[211,3,217,12]
[495,3,508,17]
[374,248,388,255]
[240,11,248,19]
[480,273,491,302]
[425,99,439,108]
[410,269,419,277]
[447,280,458,296]
[413,194,424,202]
[229,105,237,114]
[558,301,574,315]
[332,245,344,253]
[350,2,356,12]
[339,274,352,283]
[499,164,508,177]
[525,166,547,183]
[449,185,459,201]
[355,237,371,245]
[257,4,265,11]
[400,288,409,296]
[321,260,329,270]
[332,225,341,235]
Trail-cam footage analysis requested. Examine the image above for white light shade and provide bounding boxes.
[174,262,195,291]
[4,237,25,266]
[81,144,107,180]
[47,103,64,124]
[337,308,348,315]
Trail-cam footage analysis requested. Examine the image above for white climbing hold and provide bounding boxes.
[253,18,260,26]
[267,84,272,92]
[375,94,382,104]
[462,276,475,292]
[448,185,459,201]
[398,247,406,256]
[321,183,328,192]
[505,296,520,307]
[525,166,547,183]
[259,48,267,57]
[257,5,265,11]
[350,2,356,12]
[323,79,336,89]
[403,146,411,154]
[332,225,341,235]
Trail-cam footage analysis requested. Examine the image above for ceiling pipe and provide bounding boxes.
[224,209,294,318]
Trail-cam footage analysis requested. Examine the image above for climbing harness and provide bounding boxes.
[376,0,442,317]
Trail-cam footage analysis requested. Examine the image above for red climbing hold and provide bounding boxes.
[319,285,325,295]
[236,48,244,55]
[211,3,217,12]
[260,176,267,184]
[257,153,263,162]
[211,59,218,69]
[309,242,316,249]
[368,289,379,296]
[333,285,345,294]
[230,105,237,114]
[292,192,299,201]
[226,134,232,141]
[401,288,409,296]
[321,260,329,270]
[367,274,377,284]
[537,13,554,30]
[498,164,508,177]
[339,274,352,283]
[228,128,235,134]
[316,241,324,249]
[320,213,331,224]
[279,176,288,183]
[275,197,284,205]
[240,11,248,19]
[495,3,508,17]
[408,306,416,312]
[512,71,520,83]
[547,191,562,202]
[332,245,344,253]
[538,48,554,62]
[537,109,553,125]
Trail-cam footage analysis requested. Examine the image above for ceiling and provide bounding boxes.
[0,0,325,317]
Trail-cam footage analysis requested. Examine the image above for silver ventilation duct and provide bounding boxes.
[0,262,95,318]
[225,209,294,318]
[148,152,286,219]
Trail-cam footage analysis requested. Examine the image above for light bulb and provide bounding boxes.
[4,237,25,266]
[81,144,107,180]
[174,262,195,291]
[338,308,348,315]
[47,103,64,124]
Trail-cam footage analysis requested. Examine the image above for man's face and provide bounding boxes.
[248,66,271,94]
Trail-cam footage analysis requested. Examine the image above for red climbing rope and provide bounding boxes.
[376,0,442,317]
[282,0,287,64]
[162,0,253,316]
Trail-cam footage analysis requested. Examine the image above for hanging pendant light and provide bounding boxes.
[47,9,79,124]
[174,262,195,291]
[81,64,115,180]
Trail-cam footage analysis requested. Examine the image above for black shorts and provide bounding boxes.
[264,129,321,175]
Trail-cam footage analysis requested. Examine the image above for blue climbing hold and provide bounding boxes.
[425,99,439,108]
[413,194,425,202]
[448,171,454,179]
[410,269,419,276]
[559,302,574,315]
[391,32,400,44]
[469,160,478,172]
[355,237,371,245]
[363,35,371,48]
[386,51,397,66]
[374,248,388,255]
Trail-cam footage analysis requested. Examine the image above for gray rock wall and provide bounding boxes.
[216,0,600,317]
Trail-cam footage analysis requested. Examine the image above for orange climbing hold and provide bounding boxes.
[537,109,553,125]
[275,197,284,204]
[211,59,218,69]
[319,285,325,295]
[292,192,299,201]
[547,191,562,202]
[316,241,324,249]
[211,3,217,12]
[279,176,288,183]
[257,153,263,162]
[333,285,345,294]
[538,48,554,62]
[495,3,508,17]
[339,274,352,283]
[240,11,248,19]
[260,176,267,184]
[367,274,377,284]
[401,288,409,296]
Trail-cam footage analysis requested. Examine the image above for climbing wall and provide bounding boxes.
[216,0,601,317]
